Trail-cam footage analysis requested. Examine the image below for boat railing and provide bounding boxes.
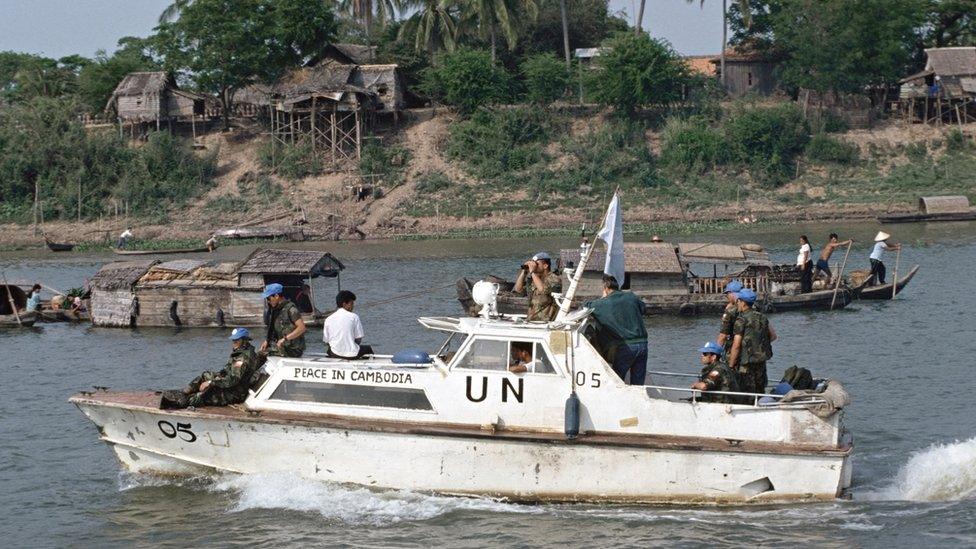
[643,371,830,408]
[691,275,768,295]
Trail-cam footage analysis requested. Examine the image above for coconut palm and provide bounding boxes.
[461,0,540,62]
[159,0,192,23]
[340,0,404,43]
[399,0,460,54]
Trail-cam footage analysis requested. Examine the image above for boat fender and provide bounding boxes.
[564,392,580,439]
[169,300,182,326]
[392,350,432,364]
[678,303,698,317]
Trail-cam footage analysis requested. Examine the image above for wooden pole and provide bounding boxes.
[829,241,853,311]
[2,273,23,326]
[891,246,901,299]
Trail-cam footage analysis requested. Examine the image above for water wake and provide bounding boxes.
[212,472,539,525]
[873,436,976,502]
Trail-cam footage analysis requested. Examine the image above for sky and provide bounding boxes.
[0,0,725,60]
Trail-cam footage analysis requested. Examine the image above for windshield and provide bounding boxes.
[436,332,466,362]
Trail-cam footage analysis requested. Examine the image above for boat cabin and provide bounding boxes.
[248,311,846,450]
[89,249,344,328]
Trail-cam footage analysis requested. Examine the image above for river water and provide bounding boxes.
[2,220,975,547]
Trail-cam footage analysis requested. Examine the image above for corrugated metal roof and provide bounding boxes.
[560,243,683,274]
[925,47,976,76]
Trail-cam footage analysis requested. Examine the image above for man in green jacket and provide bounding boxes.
[161,328,260,409]
[728,288,777,395]
[585,274,648,385]
[260,283,307,357]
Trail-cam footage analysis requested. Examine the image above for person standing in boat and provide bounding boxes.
[322,290,374,359]
[717,280,743,352]
[513,252,561,321]
[117,227,133,249]
[869,231,901,285]
[163,327,260,409]
[797,235,813,293]
[691,341,742,404]
[260,283,306,357]
[813,233,853,282]
[26,284,42,312]
[727,289,776,395]
[585,274,648,385]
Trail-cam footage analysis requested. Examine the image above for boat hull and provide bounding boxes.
[72,393,852,504]
[858,265,919,300]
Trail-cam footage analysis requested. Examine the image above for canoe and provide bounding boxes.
[0,310,37,327]
[878,211,976,223]
[113,247,209,256]
[39,308,90,323]
[213,227,306,241]
[45,238,76,252]
[857,265,920,300]
[768,287,853,312]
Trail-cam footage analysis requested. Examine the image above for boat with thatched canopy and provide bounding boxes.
[89,249,343,328]
[879,196,976,223]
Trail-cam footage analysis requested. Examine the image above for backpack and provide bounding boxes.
[781,365,815,391]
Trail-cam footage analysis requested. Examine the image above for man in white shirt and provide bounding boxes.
[869,231,901,285]
[322,290,373,359]
[117,227,133,249]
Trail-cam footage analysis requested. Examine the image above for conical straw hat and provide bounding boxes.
[874,231,891,242]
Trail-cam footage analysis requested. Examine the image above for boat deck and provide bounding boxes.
[71,390,852,457]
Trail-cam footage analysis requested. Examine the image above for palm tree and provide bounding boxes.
[462,0,539,62]
[559,0,570,68]
[340,0,404,44]
[399,0,460,54]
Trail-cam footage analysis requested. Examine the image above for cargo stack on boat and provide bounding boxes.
[89,248,343,328]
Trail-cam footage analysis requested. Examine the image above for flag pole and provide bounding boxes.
[556,192,619,321]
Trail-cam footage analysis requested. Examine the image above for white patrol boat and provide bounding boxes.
[71,199,853,504]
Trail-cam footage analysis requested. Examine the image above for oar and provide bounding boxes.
[891,246,902,299]
[1,272,23,326]
[830,241,854,311]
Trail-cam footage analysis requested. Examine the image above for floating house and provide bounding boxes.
[89,249,344,328]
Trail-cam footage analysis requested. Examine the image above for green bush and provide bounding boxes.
[659,117,726,175]
[520,53,569,105]
[946,128,969,153]
[415,171,453,194]
[446,106,556,178]
[723,103,809,185]
[420,49,511,114]
[588,32,691,114]
[258,139,322,180]
[360,140,410,186]
[805,134,859,164]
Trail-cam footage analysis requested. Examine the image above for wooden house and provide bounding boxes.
[351,64,404,113]
[711,47,781,97]
[105,71,204,123]
[90,249,344,328]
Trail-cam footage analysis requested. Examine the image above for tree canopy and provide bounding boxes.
[589,33,691,114]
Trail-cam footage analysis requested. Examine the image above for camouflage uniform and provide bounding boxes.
[523,271,562,321]
[732,308,773,394]
[266,299,306,357]
[719,302,739,353]
[697,359,742,404]
[186,342,260,407]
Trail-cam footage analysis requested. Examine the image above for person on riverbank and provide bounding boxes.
[691,341,741,404]
[728,289,776,395]
[117,227,133,249]
[869,231,901,285]
[206,234,218,252]
[585,274,648,385]
[798,235,813,293]
[162,327,260,409]
[260,283,306,357]
[26,284,42,312]
[717,280,743,352]
[514,252,561,321]
[323,290,373,359]
[814,233,853,282]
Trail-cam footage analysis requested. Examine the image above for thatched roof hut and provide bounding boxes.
[918,195,970,214]
[105,72,205,122]
[91,260,158,290]
[351,64,404,112]
[900,47,976,99]
[271,63,375,111]
[313,43,378,66]
[237,249,344,277]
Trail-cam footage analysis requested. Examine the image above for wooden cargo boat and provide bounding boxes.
[72,238,854,504]
[113,247,209,256]
[0,284,38,327]
[846,265,920,300]
[89,249,343,328]
[458,242,856,317]
[44,237,76,252]
[879,196,976,224]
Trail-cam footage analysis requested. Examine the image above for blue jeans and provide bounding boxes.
[613,342,648,385]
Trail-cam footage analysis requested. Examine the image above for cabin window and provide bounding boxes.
[455,338,558,374]
[437,332,466,362]
[748,72,753,86]
[270,381,433,410]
